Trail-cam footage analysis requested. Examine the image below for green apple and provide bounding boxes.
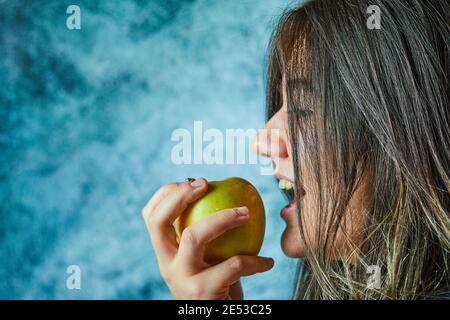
[175,177,265,264]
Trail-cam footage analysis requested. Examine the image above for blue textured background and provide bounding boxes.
[0,0,299,299]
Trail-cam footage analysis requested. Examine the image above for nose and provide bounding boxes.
[252,111,288,159]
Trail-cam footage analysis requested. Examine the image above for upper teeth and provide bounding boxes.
[279,179,293,190]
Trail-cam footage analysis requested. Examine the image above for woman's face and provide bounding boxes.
[253,78,368,259]
[252,79,306,257]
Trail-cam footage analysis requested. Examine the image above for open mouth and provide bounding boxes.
[278,178,296,203]
[278,178,305,219]
[279,178,296,219]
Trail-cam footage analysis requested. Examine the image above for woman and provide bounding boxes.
[142,0,449,299]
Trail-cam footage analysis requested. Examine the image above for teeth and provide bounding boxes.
[285,180,293,190]
[278,179,293,190]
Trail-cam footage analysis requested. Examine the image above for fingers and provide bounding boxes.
[142,179,274,300]
[143,178,208,230]
[203,255,274,289]
[229,281,243,300]
[177,207,250,273]
[142,178,208,265]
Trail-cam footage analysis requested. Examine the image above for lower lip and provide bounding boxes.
[280,200,297,219]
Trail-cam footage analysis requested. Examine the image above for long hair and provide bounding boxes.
[266,0,449,299]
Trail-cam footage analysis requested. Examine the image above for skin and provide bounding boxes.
[253,78,368,260]
[252,100,303,257]
[142,80,367,299]
[142,179,274,300]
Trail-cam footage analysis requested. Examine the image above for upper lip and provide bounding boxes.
[273,173,293,183]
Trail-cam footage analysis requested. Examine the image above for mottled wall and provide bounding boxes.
[0,0,299,299]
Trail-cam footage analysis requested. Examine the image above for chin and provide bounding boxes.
[281,227,305,258]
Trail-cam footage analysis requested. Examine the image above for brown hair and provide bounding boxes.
[266,0,449,299]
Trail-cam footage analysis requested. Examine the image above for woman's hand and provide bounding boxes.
[142,178,274,300]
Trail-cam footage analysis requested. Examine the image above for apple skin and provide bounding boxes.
[175,177,265,264]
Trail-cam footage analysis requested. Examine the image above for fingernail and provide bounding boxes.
[265,258,274,267]
[190,178,204,188]
[236,206,249,216]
